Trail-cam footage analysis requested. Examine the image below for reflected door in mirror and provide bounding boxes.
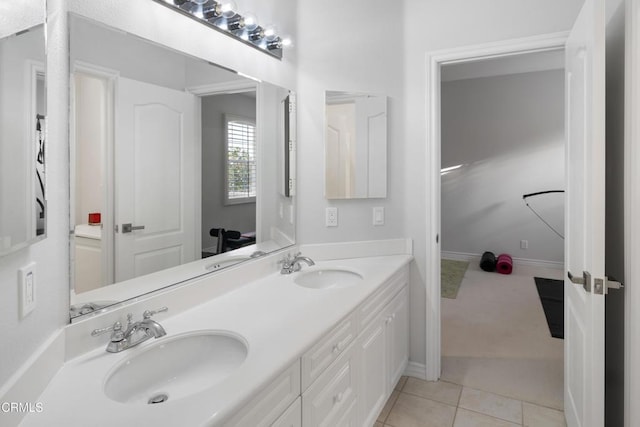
[325,92,387,199]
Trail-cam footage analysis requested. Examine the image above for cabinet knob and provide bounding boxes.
[334,392,344,404]
[333,342,344,353]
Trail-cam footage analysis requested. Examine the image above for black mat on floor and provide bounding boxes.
[534,277,564,339]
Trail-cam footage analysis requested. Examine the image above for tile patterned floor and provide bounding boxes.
[374,376,566,427]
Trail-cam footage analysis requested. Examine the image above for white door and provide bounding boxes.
[115,77,197,282]
[354,95,387,198]
[564,0,606,425]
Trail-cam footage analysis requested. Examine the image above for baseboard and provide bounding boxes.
[441,251,563,270]
[404,361,427,380]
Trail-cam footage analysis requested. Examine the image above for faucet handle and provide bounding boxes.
[143,306,168,319]
[91,321,122,337]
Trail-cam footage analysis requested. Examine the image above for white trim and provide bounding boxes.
[25,60,46,242]
[403,361,427,380]
[625,1,640,426]
[441,251,564,270]
[187,80,257,96]
[424,32,569,382]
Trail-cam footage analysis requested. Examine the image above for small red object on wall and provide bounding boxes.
[88,212,101,225]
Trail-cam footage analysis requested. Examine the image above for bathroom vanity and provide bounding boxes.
[19,246,411,427]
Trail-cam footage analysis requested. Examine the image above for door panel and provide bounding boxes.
[564,0,606,425]
[116,77,196,282]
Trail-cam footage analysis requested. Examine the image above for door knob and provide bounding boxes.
[122,223,145,233]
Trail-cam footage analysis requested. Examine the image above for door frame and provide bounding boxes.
[625,1,640,425]
[423,32,570,381]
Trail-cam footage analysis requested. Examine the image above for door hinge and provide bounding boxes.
[288,178,296,194]
[594,276,624,295]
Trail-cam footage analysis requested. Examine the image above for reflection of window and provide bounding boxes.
[225,115,256,204]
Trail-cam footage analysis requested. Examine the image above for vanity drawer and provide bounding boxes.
[302,342,358,427]
[272,397,301,427]
[302,312,357,391]
[357,266,409,332]
[227,360,301,427]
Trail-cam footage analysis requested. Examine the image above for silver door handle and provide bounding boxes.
[567,271,584,285]
[568,270,591,292]
[122,223,145,233]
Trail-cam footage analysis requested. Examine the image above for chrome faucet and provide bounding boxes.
[91,307,168,353]
[280,252,315,274]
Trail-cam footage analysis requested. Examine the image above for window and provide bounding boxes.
[225,115,256,204]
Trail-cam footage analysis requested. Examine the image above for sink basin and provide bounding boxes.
[294,268,363,289]
[104,330,248,405]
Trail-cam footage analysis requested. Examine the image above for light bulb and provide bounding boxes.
[219,0,237,18]
[243,13,258,32]
[280,35,292,48]
[263,24,278,41]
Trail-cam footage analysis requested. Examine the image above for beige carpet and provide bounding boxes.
[441,260,564,410]
[441,259,469,299]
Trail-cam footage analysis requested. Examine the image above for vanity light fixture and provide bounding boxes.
[155,0,290,59]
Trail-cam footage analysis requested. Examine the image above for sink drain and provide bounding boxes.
[148,393,169,404]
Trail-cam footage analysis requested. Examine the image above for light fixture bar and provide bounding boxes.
[153,0,286,59]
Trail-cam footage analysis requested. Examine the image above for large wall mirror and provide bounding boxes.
[0,0,47,257]
[69,15,296,320]
[325,91,387,199]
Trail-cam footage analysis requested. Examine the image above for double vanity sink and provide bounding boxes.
[104,266,364,406]
[21,254,411,427]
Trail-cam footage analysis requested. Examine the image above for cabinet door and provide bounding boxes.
[302,343,357,427]
[272,397,301,427]
[357,313,387,426]
[386,286,409,390]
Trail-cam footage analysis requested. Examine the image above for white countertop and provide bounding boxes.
[21,255,411,427]
[74,224,102,240]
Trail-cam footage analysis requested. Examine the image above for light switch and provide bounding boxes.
[19,262,36,318]
[373,207,385,226]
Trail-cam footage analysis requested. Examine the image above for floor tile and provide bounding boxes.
[454,408,521,427]
[458,387,522,424]
[395,375,409,391]
[522,402,566,426]
[403,378,462,407]
[378,390,400,423]
[386,393,456,427]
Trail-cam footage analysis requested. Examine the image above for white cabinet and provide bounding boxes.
[358,311,388,426]
[226,360,301,427]
[358,285,409,426]
[386,286,409,390]
[233,265,410,427]
[272,397,302,427]
[302,342,358,427]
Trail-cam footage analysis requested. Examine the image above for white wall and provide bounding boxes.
[297,0,582,367]
[441,70,565,263]
[201,94,257,250]
[0,0,297,391]
[0,0,69,388]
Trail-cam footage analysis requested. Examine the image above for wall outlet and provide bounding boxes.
[520,240,529,249]
[373,207,385,226]
[19,262,36,318]
[325,207,338,227]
